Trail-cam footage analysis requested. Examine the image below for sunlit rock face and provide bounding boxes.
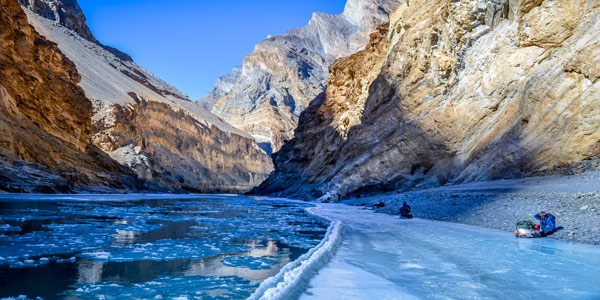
[22,0,273,192]
[0,0,142,192]
[253,0,600,200]
[205,0,404,153]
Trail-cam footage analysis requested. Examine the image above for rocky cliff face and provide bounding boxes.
[204,0,404,153]
[0,0,142,192]
[253,0,600,200]
[22,1,272,193]
[17,0,93,40]
[18,0,133,61]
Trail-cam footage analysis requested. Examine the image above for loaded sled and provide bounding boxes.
[513,220,541,238]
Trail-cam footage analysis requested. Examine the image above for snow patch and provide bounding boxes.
[107,144,149,168]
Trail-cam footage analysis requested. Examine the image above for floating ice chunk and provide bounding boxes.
[222,256,280,270]
[78,251,111,261]
[0,224,21,232]
[71,275,257,299]
[56,257,76,263]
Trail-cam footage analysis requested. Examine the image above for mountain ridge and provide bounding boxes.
[13,0,273,193]
[202,0,404,153]
[0,0,143,192]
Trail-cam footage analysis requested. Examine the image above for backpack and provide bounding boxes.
[516,220,536,230]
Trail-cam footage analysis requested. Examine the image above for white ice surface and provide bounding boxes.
[299,204,600,300]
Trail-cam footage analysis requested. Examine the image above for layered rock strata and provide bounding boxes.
[204,0,404,153]
[253,0,600,200]
[22,1,272,192]
[0,0,142,192]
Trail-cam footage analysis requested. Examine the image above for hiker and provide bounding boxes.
[399,201,413,219]
[534,211,556,236]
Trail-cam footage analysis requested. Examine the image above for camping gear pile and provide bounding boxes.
[514,220,541,238]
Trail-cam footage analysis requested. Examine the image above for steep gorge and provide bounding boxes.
[254,0,600,200]
[4,0,273,193]
[203,0,404,153]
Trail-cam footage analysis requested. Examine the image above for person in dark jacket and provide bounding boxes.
[400,201,413,219]
[534,211,556,236]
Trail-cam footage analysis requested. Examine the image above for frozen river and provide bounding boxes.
[2,196,600,300]
[300,204,600,300]
[0,194,327,299]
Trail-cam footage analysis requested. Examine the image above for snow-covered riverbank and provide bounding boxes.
[300,204,600,299]
[344,172,600,245]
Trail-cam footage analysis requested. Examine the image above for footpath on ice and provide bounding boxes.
[253,203,600,300]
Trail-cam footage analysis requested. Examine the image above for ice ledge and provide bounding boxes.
[248,205,343,300]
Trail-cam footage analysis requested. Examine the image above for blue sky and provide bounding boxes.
[78,0,347,100]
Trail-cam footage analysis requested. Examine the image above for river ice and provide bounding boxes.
[0,194,327,299]
[300,204,600,300]
[3,195,599,299]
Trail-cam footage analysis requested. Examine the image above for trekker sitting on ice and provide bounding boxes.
[534,211,556,236]
[399,201,413,219]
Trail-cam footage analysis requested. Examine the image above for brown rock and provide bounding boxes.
[254,0,600,200]
[24,3,273,192]
[205,0,404,152]
[0,0,142,192]
[94,97,273,193]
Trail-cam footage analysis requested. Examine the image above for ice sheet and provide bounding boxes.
[300,204,600,300]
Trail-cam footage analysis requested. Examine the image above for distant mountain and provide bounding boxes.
[253,0,600,200]
[201,0,404,153]
[0,0,142,192]
[16,0,272,193]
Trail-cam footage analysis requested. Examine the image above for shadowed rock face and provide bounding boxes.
[204,0,404,153]
[0,0,142,192]
[17,0,93,40]
[22,0,273,192]
[253,0,600,200]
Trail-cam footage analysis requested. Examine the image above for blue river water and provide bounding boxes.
[0,194,328,300]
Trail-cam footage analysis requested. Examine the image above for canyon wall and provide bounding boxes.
[203,0,404,153]
[20,1,272,193]
[253,0,600,200]
[0,0,142,192]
